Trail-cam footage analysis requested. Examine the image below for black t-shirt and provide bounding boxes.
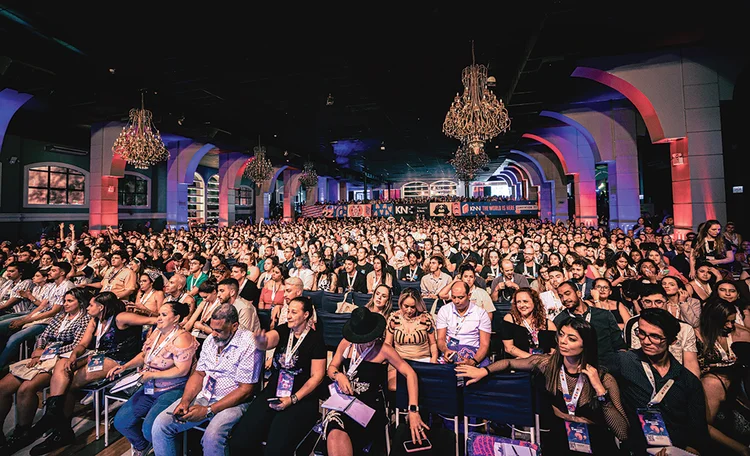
[356,261,374,277]
[269,324,326,395]
[449,250,481,267]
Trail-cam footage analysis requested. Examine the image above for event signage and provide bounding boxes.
[316,201,538,219]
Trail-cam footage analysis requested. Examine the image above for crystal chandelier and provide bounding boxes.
[451,143,489,182]
[112,93,170,169]
[243,138,274,185]
[299,161,319,188]
[443,42,511,155]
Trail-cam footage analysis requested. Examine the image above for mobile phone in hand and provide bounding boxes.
[267,397,281,405]
[404,439,432,452]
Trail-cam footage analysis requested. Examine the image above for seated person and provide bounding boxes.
[325,307,429,455]
[501,287,557,358]
[436,281,491,367]
[111,302,198,456]
[150,304,262,456]
[28,291,157,454]
[0,288,91,451]
[439,264,495,320]
[229,297,325,455]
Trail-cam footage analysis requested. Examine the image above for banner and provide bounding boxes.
[347,204,372,218]
[371,203,394,217]
[323,205,348,218]
[456,201,539,216]
[429,202,457,217]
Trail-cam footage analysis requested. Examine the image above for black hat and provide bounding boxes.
[342,307,386,344]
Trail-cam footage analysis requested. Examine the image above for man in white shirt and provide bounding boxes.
[217,279,260,332]
[436,281,491,366]
[420,255,452,299]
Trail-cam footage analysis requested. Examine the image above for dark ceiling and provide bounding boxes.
[0,1,744,184]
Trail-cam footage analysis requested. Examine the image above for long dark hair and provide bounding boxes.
[92,291,126,321]
[544,318,602,409]
[693,220,726,260]
[699,299,737,357]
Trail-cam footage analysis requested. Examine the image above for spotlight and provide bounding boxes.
[108,68,116,74]
[177,115,185,126]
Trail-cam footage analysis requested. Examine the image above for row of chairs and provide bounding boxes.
[395,361,539,456]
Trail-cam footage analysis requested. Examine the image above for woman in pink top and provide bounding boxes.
[108,302,198,456]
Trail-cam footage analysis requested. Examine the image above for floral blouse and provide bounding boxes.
[142,328,198,392]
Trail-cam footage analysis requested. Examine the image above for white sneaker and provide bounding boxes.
[80,391,94,405]
[132,443,153,456]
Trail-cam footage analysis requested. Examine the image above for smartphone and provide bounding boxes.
[267,397,281,405]
[404,439,432,452]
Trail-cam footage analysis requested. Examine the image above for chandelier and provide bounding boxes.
[112,93,170,169]
[243,139,274,185]
[451,143,489,182]
[299,161,319,188]
[443,42,511,155]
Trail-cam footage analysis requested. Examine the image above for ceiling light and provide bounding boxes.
[326,93,334,106]
[177,115,185,126]
[112,92,169,169]
[380,145,386,150]
[109,68,116,74]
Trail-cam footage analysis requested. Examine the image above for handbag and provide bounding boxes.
[335,292,357,314]
[9,356,58,381]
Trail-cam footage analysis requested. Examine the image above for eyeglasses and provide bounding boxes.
[635,328,666,344]
[594,285,610,290]
[641,299,666,307]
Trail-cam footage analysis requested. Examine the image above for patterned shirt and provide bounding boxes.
[3,278,34,313]
[195,328,262,403]
[35,310,91,354]
[48,280,74,308]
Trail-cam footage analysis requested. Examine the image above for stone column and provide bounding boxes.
[89,122,127,235]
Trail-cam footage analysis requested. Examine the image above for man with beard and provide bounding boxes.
[552,280,626,371]
[490,260,529,304]
[218,278,260,332]
[336,256,367,294]
[67,248,94,286]
[151,304,262,456]
[514,246,540,280]
[569,259,594,300]
[448,237,481,273]
[399,251,424,282]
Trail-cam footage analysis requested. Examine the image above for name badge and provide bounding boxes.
[638,408,672,447]
[447,337,460,350]
[276,370,295,398]
[205,376,217,399]
[144,379,155,396]
[529,348,544,355]
[565,421,592,453]
[40,343,61,361]
[87,353,105,372]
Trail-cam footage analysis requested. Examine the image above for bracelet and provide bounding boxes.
[291,394,299,405]
[483,366,491,376]
[471,357,479,366]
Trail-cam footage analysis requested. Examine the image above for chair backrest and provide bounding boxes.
[257,309,272,331]
[352,292,371,307]
[316,310,350,350]
[302,290,324,310]
[322,292,348,313]
[396,361,460,417]
[398,280,420,290]
[463,371,535,427]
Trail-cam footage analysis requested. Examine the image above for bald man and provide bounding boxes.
[490,259,530,302]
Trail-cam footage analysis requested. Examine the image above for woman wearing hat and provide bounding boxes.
[325,306,429,455]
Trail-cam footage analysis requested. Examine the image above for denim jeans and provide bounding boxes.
[151,396,249,456]
[113,386,185,451]
[0,323,47,368]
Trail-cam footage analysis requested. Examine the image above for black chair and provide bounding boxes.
[322,292,348,313]
[316,310,350,351]
[257,309,272,331]
[302,290,324,310]
[463,371,539,450]
[398,280,420,290]
[396,361,461,456]
[352,292,371,307]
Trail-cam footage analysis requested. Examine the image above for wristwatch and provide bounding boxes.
[596,392,610,403]
[408,404,420,413]
[206,406,215,419]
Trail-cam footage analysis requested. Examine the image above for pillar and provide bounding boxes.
[89,122,127,235]
[339,181,347,202]
[218,152,250,227]
[166,143,217,229]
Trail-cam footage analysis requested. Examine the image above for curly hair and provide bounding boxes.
[509,287,547,329]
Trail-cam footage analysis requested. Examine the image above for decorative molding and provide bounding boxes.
[0,212,166,222]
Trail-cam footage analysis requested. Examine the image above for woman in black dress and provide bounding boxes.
[500,288,557,358]
[230,296,326,455]
[325,307,429,455]
[458,318,630,455]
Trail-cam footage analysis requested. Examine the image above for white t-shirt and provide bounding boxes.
[436,303,492,348]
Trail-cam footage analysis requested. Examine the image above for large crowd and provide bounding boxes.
[312,195,520,205]
[0,215,748,456]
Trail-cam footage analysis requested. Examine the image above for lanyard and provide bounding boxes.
[283,328,309,368]
[454,307,471,335]
[522,319,539,346]
[559,366,586,416]
[95,317,113,350]
[347,271,357,290]
[408,267,418,280]
[491,266,499,277]
[201,298,221,323]
[641,362,675,406]
[140,289,155,306]
[57,311,83,335]
[146,328,180,365]
[347,343,373,379]
[270,282,279,302]
[372,273,381,289]
[715,334,736,363]
[104,267,124,291]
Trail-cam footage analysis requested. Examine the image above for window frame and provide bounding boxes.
[236,185,254,207]
[23,162,89,208]
[118,171,152,209]
[401,181,430,198]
